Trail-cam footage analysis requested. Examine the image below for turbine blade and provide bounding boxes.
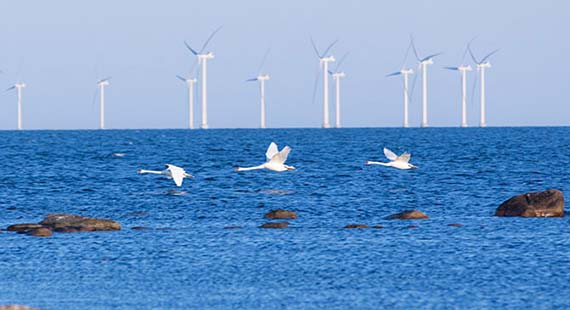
[321,39,338,57]
[386,71,402,77]
[421,52,443,62]
[410,34,421,62]
[461,37,478,64]
[400,41,413,69]
[256,48,271,74]
[467,44,479,64]
[444,66,459,71]
[311,65,321,105]
[200,26,223,53]
[310,36,321,58]
[245,78,258,82]
[5,85,15,92]
[470,69,479,107]
[176,75,187,82]
[409,71,419,105]
[328,70,333,75]
[335,52,349,71]
[97,76,111,83]
[91,86,99,109]
[481,49,499,63]
[184,41,199,55]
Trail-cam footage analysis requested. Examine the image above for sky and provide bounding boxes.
[0,0,568,129]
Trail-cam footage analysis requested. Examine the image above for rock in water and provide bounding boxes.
[28,228,53,237]
[6,224,45,232]
[496,189,564,217]
[386,210,429,220]
[264,209,298,219]
[260,222,289,229]
[39,213,121,231]
[344,224,369,229]
[0,305,40,310]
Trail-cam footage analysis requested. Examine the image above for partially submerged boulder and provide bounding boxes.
[28,228,53,237]
[6,224,44,232]
[260,222,289,229]
[344,224,369,229]
[496,189,564,217]
[264,209,298,219]
[39,213,121,231]
[386,210,429,220]
[0,305,40,310]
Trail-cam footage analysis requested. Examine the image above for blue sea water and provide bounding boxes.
[1,128,570,309]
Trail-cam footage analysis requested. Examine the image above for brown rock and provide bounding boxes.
[372,225,384,229]
[264,209,298,219]
[28,228,53,237]
[448,223,463,227]
[6,224,45,232]
[131,226,152,230]
[407,225,419,229]
[344,224,369,229]
[496,189,564,217]
[260,222,289,229]
[223,226,242,229]
[39,213,121,231]
[386,210,429,220]
[0,305,40,310]
[54,227,80,233]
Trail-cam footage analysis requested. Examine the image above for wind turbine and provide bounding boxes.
[185,26,222,129]
[468,44,499,127]
[6,82,26,130]
[444,64,472,127]
[246,49,271,129]
[329,52,348,128]
[411,37,442,128]
[95,77,110,129]
[310,38,337,128]
[177,75,197,129]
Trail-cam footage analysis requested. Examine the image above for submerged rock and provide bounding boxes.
[264,209,298,219]
[496,189,564,217]
[372,225,384,229]
[386,210,429,220]
[260,222,289,229]
[223,226,242,230]
[344,224,369,229]
[0,305,40,310]
[28,228,53,237]
[407,225,419,229]
[448,223,463,227]
[39,213,121,231]
[6,223,44,232]
[131,226,152,230]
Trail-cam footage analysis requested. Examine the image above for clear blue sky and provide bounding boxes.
[0,0,567,129]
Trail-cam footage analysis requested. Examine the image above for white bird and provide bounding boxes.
[137,164,193,187]
[365,148,418,170]
[235,142,296,172]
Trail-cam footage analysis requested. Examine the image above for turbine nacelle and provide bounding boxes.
[257,74,270,81]
[98,80,110,87]
[15,83,26,89]
[198,52,215,61]
[477,62,491,69]
[332,72,346,79]
[320,56,335,64]
[420,58,434,65]
[401,69,414,75]
[459,65,472,72]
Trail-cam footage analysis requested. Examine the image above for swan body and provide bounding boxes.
[137,164,193,187]
[235,142,295,172]
[365,148,417,170]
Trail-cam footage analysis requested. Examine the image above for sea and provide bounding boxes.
[1,127,570,309]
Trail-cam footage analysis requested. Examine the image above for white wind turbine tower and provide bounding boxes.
[329,52,348,128]
[468,43,499,127]
[185,26,222,129]
[444,44,473,128]
[246,49,271,128]
[6,82,26,130]
[411,37,442,128]
[387,69,414,128]
[95,77,111,129]
[310,38,338,128]
[176,75,197,129]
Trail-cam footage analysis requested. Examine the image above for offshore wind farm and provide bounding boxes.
[1,1,570,310]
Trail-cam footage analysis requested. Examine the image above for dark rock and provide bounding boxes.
[407,225,419,229]
[126,211,149,217]
[54,227,80,233]
[372,225,384,229]
[448,223,463,227]
[264,209,298,219]
[6,224,45,232]
[260,222,289,229]
[131,226,152,230]
[223,226,242,229]
[344,224,369,229]
[39,213,121,231]
[496,189,564,217]
[28,228,53,237]
[386,210,429,220]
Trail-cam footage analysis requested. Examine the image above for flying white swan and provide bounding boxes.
[137,164,193,186]
[365,148,418,170]
[235,142,296,172]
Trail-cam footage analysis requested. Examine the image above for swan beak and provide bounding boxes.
[234,167,241,172]
[411,165,418,169]
[136,169,143,174]
[286,166,296,171]
[364,161,370,166]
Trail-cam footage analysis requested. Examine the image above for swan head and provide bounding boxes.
[409,164,418,169]
[285,165,296,171]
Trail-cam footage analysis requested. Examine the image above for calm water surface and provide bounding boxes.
[1,128,570,309]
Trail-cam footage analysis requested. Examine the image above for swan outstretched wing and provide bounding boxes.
[166,164,185,187]
[270,146,291,164]
[383,148,398,161]
[265,142,279,161]
[397,152,411,163]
